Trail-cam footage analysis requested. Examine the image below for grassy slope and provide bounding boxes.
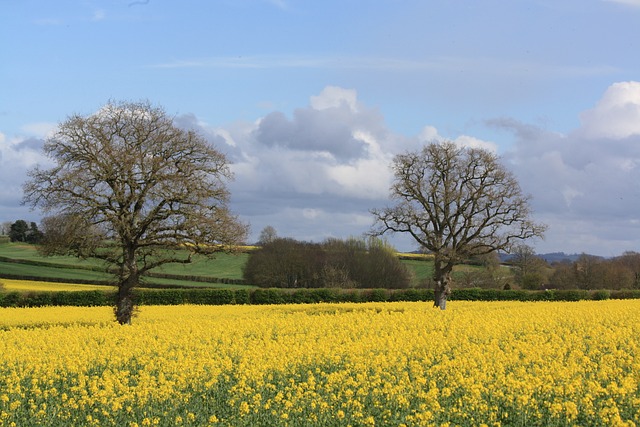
[0,242,510,289]
[150,252,248,280]
[0,260,112,282]
[0,243,251,288]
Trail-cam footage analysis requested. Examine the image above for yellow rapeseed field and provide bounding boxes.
[1,300,639,426]
[1,279,115,292]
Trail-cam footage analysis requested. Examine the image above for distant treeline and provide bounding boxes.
[243,237,414,289]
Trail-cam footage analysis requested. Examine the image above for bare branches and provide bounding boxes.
[372,140,546,280]
[23,100,249,323]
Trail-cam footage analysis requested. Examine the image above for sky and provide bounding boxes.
[2,0,640,257]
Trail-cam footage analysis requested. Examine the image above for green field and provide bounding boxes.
[0,242,510,289]
[0,243,251,289]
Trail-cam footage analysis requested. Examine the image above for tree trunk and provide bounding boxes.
[433,276,452,310]
[115,282,135,325]
[115,250,139,325]
[433,258,453,310]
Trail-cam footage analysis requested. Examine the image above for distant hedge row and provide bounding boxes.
[2,287,640,308]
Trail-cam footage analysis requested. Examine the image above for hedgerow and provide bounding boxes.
[2,287,640,308]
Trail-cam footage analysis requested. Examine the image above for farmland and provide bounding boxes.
[0,242,491,292]
[0,243,252,290]
[1,300,639,426]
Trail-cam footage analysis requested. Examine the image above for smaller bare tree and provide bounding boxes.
[510,244,548,289]
[257,225,278,246]
[372,141,546,309]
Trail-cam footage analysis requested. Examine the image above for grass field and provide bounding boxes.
[0,243,252,289]
[0,243,508,290]
[1,300,639,426]
[0,260,113,282]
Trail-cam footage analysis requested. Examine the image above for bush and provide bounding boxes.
[243,237,412,289]
[184,289,235,305]
[0,291,22,307]
[590,289,611,301]
[554,289,589,301]
[610,289,640,300]
[366,289,389,302]
[233,289,251,304]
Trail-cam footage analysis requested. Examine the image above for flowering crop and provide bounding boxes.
[1,279,114,292]
[1,301,640,426]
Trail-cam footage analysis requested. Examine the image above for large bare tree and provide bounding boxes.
[371,141,546,309]
[23,101,248,324]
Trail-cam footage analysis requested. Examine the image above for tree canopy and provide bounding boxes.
[23,100,248,323]
[243,237,412,289]
[8,220,42,244]
[372,141,546,308]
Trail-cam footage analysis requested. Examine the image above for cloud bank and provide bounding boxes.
[3,83,640,256]
[497,81,640,256]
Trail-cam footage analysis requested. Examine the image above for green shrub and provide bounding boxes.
[366,289,389,302]
[243,237,412,289]
[340,289,365,303]
[183,289,235,305]
[250,289,287,305]
[288,288,321,304]
[590,289,611,300]
[233,289,251,304]
[0,292,23,307]
[554,289,589,301]
[610,289,640,300]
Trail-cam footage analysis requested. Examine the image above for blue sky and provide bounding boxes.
[2,0,640,256]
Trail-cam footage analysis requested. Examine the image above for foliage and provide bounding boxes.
[372,141,546,309]
[257,225,278,246]
[550,252,640,290]
[509,244,550,289]
[22,100,248,323]
[243,237,413,289]
[2,301,640,426]
[8,220,43,244]
[4,281,640,308]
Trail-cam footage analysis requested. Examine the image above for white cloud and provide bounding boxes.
[0,133,51,224]
[578,81,640,139]
[310,86,358,111]
[8,82,640,256]
[181,87,415,246]
[417,125,498,152]
[20,122,57,138]
[499,81,640,256]
[185,87,504,247]
[419,126,439,142]
[453,135,498,153]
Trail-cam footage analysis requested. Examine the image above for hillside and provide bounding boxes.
[0,243,511,289]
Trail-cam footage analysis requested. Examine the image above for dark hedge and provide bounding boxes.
[2,287,640,308]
